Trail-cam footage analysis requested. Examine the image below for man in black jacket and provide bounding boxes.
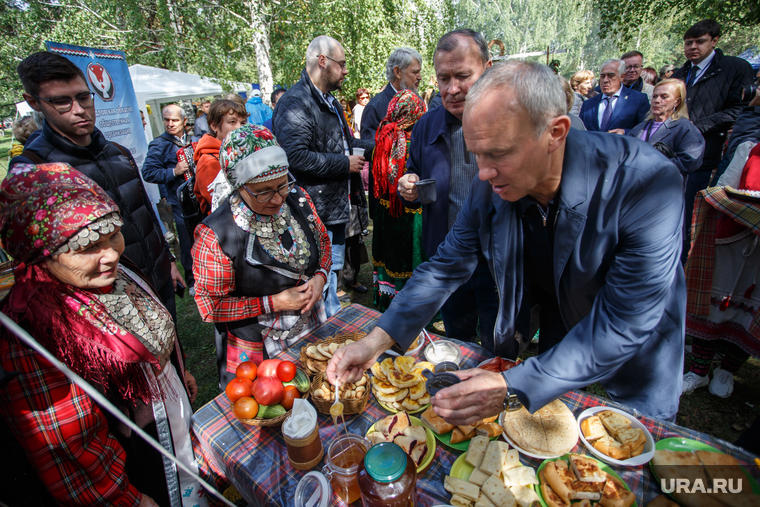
[671,19,755,259]
[11,52,183,321]
[360,47,423,219]
[272,35,374,317]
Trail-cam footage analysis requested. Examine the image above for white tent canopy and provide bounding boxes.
[129,64,250,141]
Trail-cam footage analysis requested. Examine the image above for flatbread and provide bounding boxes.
[502,400,577,457]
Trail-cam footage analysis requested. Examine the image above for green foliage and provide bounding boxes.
[595,0,760,58]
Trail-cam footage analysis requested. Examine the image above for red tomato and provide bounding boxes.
[281,385,300,410]
[251,377,261,396]
[254,377,284,405]
[234,397,259,419]
[235,361,258,381]
[225,377,253,403]
[258,359,283,378]
[276,360,297,382]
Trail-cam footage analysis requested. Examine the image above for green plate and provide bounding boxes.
[366,415,436,474]
[650,437,760,496]
[536,454,638,507]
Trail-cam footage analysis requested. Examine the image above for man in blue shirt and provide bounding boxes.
[328,60,685,422]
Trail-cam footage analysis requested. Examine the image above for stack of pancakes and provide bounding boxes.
[502,399,578,457]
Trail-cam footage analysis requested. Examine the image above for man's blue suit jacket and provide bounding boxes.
[377,128,685,420]
[580,87,650,132]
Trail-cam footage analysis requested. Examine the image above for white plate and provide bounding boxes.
[498,411,570,460]
[577,406,655,466]
[384,335,424,357]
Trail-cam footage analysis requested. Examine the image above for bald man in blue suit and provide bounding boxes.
[580,59,650,133]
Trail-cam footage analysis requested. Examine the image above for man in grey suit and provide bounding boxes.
[327,60,685,422]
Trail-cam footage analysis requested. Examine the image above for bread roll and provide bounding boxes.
[593,436,630,460]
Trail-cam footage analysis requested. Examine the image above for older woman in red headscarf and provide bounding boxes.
[0,163,220,507]
[371,90,427,311]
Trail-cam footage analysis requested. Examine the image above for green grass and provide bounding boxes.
[175,219,760,444]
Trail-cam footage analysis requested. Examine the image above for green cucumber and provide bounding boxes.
[283,369,310,393]
[257,404,287,419]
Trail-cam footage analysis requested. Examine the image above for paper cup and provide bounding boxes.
[352,147,365,157]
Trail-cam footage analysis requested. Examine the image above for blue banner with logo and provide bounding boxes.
[44,42,159,203]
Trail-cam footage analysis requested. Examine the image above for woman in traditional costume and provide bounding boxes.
[683,141,760,398]
[0,163,213,507]
[192,125,331,389]
[371,90,427,311]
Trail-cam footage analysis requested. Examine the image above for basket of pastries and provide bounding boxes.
[299,332,367,376]
[309,372,371,415]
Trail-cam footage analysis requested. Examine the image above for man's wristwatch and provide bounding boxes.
[503,384,522,412]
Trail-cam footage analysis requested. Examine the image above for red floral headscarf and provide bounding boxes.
[0,164,164,403]
[373,90,427,217]
[0,162,119,266]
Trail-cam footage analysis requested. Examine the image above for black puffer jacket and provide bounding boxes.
[672,49,755,171]
[11,122,173,293]
[272,69,373,225]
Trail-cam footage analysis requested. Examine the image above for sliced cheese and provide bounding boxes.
[451,494,473,507]
[468,467,494,487]
[465,435,490,468]
[501,449,521,472]
[480,441,504,475]
[509,485,542,507]
[475,491,497,507]
[482,474,517,507]
[502,465,538,487]
[445,476,480,502]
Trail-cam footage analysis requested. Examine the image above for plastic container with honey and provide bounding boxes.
[322,433,369,504]
[357,442,417,507]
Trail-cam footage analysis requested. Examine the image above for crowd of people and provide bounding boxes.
[1,16,759,506]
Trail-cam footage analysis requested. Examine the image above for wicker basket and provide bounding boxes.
[235,390,309,427]
[299,332,368,376]
[309,372,370,416]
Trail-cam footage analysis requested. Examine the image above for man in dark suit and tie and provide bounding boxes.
[670,19,754,261]
[580,59,650,133]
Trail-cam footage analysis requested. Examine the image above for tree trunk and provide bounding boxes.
[164,0,187,72]
[247,0,274,106]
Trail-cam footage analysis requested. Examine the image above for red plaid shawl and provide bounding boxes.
[685,186,760,336]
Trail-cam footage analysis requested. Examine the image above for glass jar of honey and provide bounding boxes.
[322,433,368,504]
[357,442,417,507]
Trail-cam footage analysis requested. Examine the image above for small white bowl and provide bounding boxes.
[577,406,655,467]
[423,340,463,365]
[384,334,424,357]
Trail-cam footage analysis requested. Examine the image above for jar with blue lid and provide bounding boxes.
[356,442,417,506]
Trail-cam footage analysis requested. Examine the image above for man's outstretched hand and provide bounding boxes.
[430,368,508,426]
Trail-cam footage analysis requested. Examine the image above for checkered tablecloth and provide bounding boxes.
[192,304,760,507]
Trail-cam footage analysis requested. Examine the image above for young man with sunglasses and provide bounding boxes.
[12,51,183,322]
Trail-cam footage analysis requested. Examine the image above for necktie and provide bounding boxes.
[685,65,698,89]
[600,96,614,132]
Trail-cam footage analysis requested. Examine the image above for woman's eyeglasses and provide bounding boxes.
[33,91,95,113]
[242,175,296,203]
